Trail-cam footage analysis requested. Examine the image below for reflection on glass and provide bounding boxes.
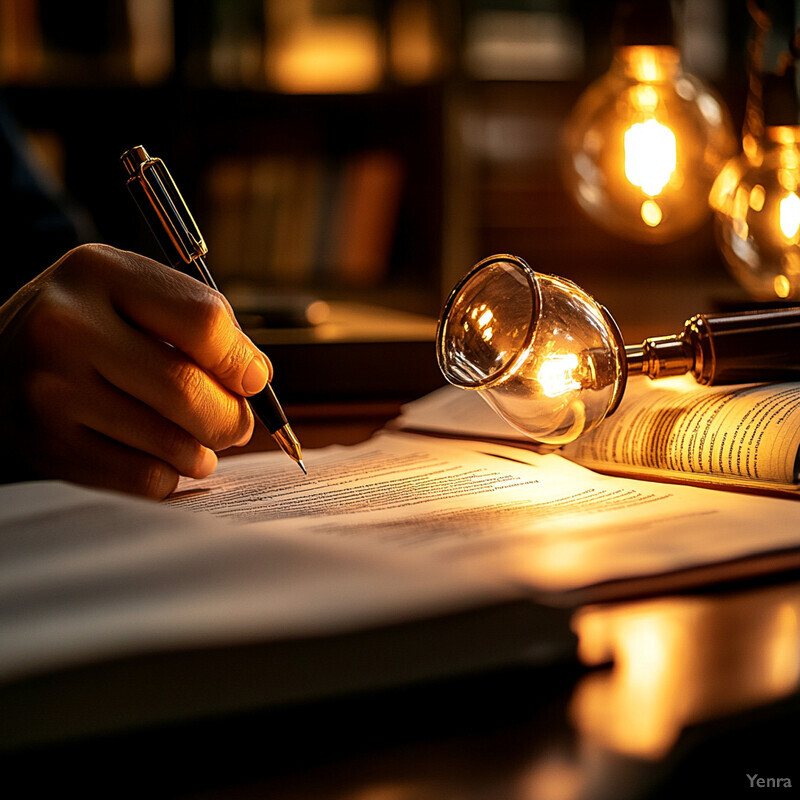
[570,585,800,759]
[437,255,625,446]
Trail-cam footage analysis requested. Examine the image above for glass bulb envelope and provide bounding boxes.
[437,255,627,445]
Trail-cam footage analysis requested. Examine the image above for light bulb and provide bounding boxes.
[561,43,736,242]
[711,125,800,299]
[437,255,626,445]
[708,0,800,303]
[438,254,800,446]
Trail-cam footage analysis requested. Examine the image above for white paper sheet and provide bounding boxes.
[169,431,800,596]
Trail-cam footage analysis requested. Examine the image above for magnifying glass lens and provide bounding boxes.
[437,256,626,445]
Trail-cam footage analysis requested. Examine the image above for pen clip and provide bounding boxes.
[121,145,207,267]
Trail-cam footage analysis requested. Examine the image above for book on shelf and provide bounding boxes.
[334,149,404,287]
[205,149,403,290]
[6,380,800,749]
[397,376,800,496]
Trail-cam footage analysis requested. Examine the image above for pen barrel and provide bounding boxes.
[121,145,302,465]
[248,383,288,434]
[125,176,186,270]
[121,145,208,272]
[687,307,800,384]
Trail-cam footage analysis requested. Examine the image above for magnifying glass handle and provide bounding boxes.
[626,306,800,385]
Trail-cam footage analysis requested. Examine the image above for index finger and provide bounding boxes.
[96,246,273,396]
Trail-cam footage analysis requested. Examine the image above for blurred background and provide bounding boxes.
[1,1,795,383]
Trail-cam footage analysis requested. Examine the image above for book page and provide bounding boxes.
[561,377,800,488]
[396,381,800,490]
[169,432,800,597]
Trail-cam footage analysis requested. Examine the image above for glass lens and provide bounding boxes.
[437,257,537,387]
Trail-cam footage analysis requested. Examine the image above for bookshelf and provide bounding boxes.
[0,0,459,317]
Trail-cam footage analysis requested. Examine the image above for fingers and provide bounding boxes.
[55,370,218,478]
[29,425,183,500]
[32,244,260,451]
[3,243,276,498]
[25,369,219,497]
[75,245,274,397]
[89,318,256,451]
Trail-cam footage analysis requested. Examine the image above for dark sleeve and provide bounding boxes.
[0,98,86,301]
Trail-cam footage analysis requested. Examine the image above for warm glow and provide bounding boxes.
[266,18,382,93]
[624,119,677,196]
[641,199,663,226]
[708,159,743,212]
[562,41,735,243]
[779,193,800,240]
[571,587,800,759]
[749,185,766,212]
[627,46,666,82]
[767,604,800,692]
[712,126,800,300]
[774,275,791,298]
[537,353,581,398]
[632,84,658,112]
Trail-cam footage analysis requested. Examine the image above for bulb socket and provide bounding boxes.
[613,0,675,47]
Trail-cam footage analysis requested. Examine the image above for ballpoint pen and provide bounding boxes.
[120,144,306,475]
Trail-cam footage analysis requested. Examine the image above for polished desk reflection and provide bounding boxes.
[17,526,796,799]
[140,578,797,800]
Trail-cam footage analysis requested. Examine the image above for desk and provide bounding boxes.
[6,562,800,798]
[244,301,445,405]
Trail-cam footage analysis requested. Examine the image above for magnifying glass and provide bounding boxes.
[436,254,800,446]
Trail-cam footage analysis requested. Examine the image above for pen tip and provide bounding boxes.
[298,460,308,475]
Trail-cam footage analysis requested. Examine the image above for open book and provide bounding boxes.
[397,377,800,495]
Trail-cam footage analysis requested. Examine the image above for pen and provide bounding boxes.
[120,145,306,475]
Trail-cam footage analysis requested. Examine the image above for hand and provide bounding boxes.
[0,244,272,499]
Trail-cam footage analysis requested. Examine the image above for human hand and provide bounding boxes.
[0,244,272,498]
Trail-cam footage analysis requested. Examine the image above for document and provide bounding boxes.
[6,427,800,747]
[563,377,800,491]
[1,472,566,748]
[169,431,800,599]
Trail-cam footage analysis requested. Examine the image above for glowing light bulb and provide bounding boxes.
[624,118,677,196]
[537,353,582,398]
[710,125,800,300]
[562,44,736,242]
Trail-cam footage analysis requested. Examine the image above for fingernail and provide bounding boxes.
[242,355,269,395]
[197,447,218,477]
